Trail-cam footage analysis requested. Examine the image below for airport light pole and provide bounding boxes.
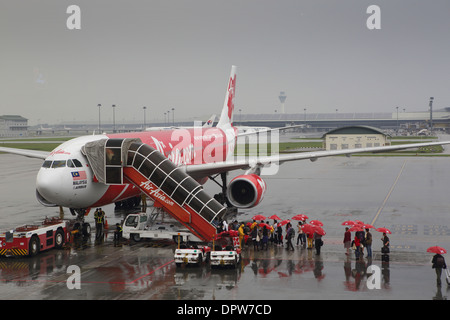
[167,110,170,127]
[172,107,175,126]
[112,104,116,133]
[396,106,399,134]
[429,97,434,134]
[143,106,147,131]
[304,108,307,129]
[97,104,101,133]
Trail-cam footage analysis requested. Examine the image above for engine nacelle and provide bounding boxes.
[227,174,267,208]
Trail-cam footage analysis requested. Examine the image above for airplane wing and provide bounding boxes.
[184,140,450,178]
[0,146,50,160]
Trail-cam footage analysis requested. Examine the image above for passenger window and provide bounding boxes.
[42,160,52,168]
[51,160,66,168]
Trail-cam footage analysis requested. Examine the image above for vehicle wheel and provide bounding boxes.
[55,229,65,249]
[132,233,141,242]
[29,236,40,257]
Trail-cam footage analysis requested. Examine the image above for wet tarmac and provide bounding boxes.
[1,152,450,301]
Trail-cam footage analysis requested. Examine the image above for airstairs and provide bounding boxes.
[82,138,226,241]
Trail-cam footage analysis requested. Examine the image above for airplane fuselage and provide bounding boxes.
[36,126,237,210]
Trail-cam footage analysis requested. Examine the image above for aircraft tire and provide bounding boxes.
[82,223,91,237]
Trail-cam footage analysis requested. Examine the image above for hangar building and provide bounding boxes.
[322,126,390,151]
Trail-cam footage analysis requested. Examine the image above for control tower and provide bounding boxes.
[279,91,287,113]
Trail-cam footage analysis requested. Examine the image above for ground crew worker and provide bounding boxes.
[94,208,105,241]
[114,223,123,247]
[238,223,245,249]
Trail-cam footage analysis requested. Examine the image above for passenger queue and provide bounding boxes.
[216,214,392,260]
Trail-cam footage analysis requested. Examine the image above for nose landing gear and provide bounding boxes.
[69,208,92,238]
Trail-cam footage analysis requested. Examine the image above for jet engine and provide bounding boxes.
[226,174,267,208]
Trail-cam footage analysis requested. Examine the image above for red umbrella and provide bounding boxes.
[427,246,447,254]
[252,214,266,221]
[292,214,308,221]
[268,214,281,220]
[348,225,364,232]
[314,226,326,236]
[359,223,374,229]
[354,220,364,224]
[301,224,315,234]
[376,227,392,234]
[341,220,355,226]
[278,219,290,227]
[310,220,323,227]
[259,223,271,229]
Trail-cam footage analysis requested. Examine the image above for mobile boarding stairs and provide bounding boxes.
[82,138,228,242]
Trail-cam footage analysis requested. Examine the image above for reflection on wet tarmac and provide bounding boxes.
[2,154,450,299]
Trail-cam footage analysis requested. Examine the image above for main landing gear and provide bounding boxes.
[210,172,238,221]
[211,172,232,207]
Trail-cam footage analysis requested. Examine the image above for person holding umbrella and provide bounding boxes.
[365,228,373,259]
[296,221,305,247]
[285,223,295,251]
[343,227,351,255]
[429,246,447,286]
[314,226,325,255]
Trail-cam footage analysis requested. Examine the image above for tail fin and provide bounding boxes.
[202,114,216,128]
[217,65,237,128]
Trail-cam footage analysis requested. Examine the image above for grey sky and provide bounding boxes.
[1,0,449,125]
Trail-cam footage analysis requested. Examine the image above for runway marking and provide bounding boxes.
[370,160,407,227]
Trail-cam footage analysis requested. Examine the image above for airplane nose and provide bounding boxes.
[36,168,64,205]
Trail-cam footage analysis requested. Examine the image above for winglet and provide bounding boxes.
[217,65,237,129]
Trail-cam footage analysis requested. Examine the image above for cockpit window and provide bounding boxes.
[51,160,66,168]
[72,159,83,167]
[42,160,52,168]
[42,159,82,169]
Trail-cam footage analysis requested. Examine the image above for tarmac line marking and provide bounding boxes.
[128,259,174,284]
[370,159,407,227]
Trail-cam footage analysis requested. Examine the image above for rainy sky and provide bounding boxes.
[1,0,449,125]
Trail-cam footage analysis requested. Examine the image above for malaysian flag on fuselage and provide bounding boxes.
[71,171,87,180]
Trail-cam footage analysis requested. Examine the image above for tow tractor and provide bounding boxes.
[209,230,243,269]
[0,217,70,257]
[122,206,201,243]
[174,242,211,267]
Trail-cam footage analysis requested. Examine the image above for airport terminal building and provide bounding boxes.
[0,115,28,137]
[236,109,450,133]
